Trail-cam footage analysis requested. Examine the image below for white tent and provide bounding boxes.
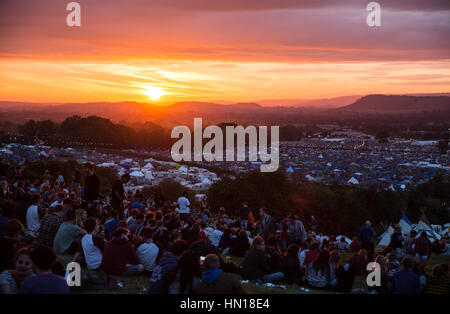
[398,214,412,235]
[201,177,212,185]
[431,225,443,235]
[305,174,317,182]
[195,194,206,201]
[120,158,133,164]
[129,171,145,177]
[335,235,352,245]
[440,227,449,237]
[143,170,154,181]
[178,166,188,173]
[413,221,441,240]
[378,215,413,247]
[0,148,13,154]
[378,226,394,247]
[97,162,116,168]
[286,166,294,174]
[143,162,154,170]
[347,177,359,185]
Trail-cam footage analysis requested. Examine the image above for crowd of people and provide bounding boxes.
[0,162,449,294]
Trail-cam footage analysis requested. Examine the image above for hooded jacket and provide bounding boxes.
[196,269,246,294]
[100,238,139,276]
[149,252,178,294]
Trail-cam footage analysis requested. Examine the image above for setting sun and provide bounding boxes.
[143,85,166,101]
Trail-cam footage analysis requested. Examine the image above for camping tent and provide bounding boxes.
[413,221,441,240]
[347,177,359,185]
[129,171,144,177]
[143,162,154,170]
[398,214,412,235]
[335,235,352,245]
[377,226,394,247]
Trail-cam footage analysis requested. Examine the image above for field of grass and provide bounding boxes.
[60,251,450,294]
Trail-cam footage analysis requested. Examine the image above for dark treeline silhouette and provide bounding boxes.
[207,171,450,236]
[12,116,172,149]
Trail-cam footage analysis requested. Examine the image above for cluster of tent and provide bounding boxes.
[377,214,449,248]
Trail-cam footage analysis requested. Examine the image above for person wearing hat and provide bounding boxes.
[84,162,100,205]
[360,220,376,261]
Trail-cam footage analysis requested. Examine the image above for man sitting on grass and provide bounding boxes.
[136,227,159,276]
[197,254,246,294]
[81,218,105,270]
[241,236,284,283]
[100,227,143,277]
[53,209,86,255]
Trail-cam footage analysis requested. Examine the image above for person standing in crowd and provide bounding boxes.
[196,254,246,294]
[111,174,130,221]
[403,230,417,258]
[414,232,432,268]
[239,201,250,230]
[289,215,307,246]
[72,166,81,195]
[280,215,290,252]
[311,215,318,232]
[360,220,376,260]
[84,162,100,204]
[177,191,190,223]
[57,172,64,187]
[390,224,404,258]
[260,208,276,239]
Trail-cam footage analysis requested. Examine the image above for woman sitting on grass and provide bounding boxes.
[280,244,302,284]
[0,248,34,294]
[306,249,331,288]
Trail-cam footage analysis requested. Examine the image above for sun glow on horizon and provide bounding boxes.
[142,85,166,101]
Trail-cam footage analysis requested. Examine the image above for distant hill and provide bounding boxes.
[169,101,262,113]
[337,95,450,114]
[257,95,363,108]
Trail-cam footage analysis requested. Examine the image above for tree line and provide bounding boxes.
[207,170,450,236]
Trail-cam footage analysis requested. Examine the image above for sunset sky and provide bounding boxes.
[0,0,449,105]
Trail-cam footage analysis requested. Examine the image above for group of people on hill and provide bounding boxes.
[0,161,449,294]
